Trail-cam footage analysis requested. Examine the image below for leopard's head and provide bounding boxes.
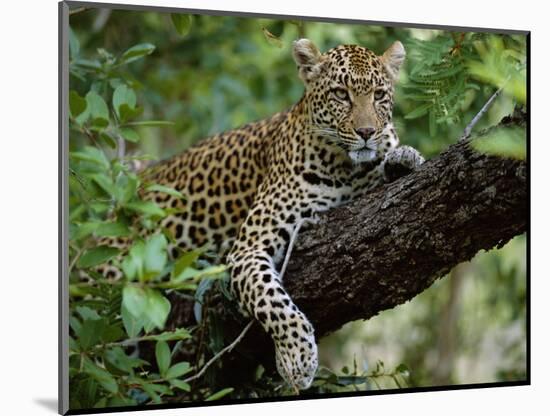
[293,39,404,163]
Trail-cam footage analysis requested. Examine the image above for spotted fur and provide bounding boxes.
[99,39,424,389]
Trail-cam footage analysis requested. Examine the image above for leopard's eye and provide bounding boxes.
[374,89,386,100]
[332,88,349,102]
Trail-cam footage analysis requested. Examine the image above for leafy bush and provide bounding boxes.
[68,34,231,409]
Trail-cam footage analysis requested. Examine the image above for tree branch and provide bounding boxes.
[284,110,527,337]
[163,110,527,375]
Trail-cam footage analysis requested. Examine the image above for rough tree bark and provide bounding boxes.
[164,110,527,374]
[284,110,527,337]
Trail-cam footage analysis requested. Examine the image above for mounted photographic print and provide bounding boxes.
[59,1,529,414]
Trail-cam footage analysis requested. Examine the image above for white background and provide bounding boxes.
[1,0,546,414]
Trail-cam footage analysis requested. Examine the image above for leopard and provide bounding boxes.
[99,38,424,390]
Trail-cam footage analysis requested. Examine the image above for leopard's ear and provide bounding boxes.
[293,39,325,83]
[381,41,406,82]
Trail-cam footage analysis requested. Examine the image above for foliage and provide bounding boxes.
[68,35,229,409]
[471,125,526,160]
[68,7,527,409]
[401,32,526,142]
[312,360,410,392]
[468,35,527,105]
[402,34,479,136]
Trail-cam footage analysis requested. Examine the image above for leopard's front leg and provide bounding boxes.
[227,189,318,390]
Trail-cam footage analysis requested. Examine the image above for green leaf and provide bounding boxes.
[121,303,144,338]
[77,246,120,269]
[404,102,432,120]
[145,184,184,199]
[122,286,148,318]
[142,314,157,334]
[73,58,102,71]
[261,27,283,48]
[205,387,234,401]
[170,267,195,283]
[121,241,145,281]
[69,90,87,119]
[140,383,161,403]
[395,363,410,377]
[95,221,131,238]
[68,27,80,59]
[72,376,100,408]
[101,324,125,344]
[194,265,227,280]
[91,117,109,129]
[145,288,171,329]
[90,173,115,196]
[173,264,226,284]
[470,126,526,160]
[85,91,110,127]
[148,383,173,396]
[78,318,106,350]
[99,131,117,149]
[69,317,82,337]
[120,43,156,65]
[118,104,143,123]
[82,357,119,394]
[172,249,201,280]
[119,127,140,143]
[107,396,137,407]
[74,104,90,125]
[70,146,109,170]
[76,306,101,321]
[69,335,79,352]
[155,341,171,376]
[114,173,139,205]
[124,201,166,218]
[169,379,191,391]
[165,362,191,379]
[171,14,193,37]
[143,328,191,342]
[112,84,136,119]
[143,234,168,279]
[71,222,100,241]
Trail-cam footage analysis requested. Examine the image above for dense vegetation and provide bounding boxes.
[67,7,527,410]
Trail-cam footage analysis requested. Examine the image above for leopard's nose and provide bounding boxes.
[355,127,376,140]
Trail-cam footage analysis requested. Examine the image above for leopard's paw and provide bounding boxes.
[383,145,425,182]
[274,312,318,390]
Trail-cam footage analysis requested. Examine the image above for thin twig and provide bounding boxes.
[279,217,318,279]
[117,135,126,161]
[112,108,126,163]
[68,246,83,275]
[69,7,89,16]
[88,336,181,352]
[460,79,509,141]
[183,320,254,383]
